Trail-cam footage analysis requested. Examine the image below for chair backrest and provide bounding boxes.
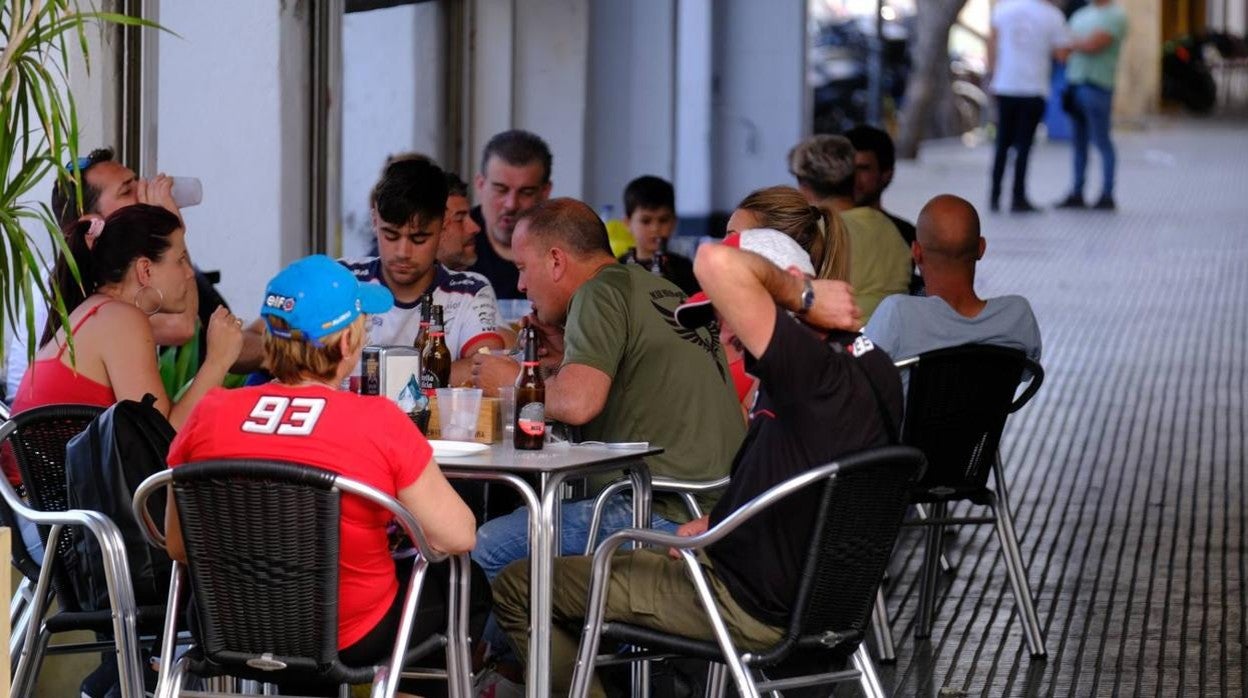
[900,344,1042,495]
[776,446,925,660]
[6,403,105,607]
[169,460,344,672]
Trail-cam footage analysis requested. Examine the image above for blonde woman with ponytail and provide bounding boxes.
[729,185,850,282]
[715,185,854,414]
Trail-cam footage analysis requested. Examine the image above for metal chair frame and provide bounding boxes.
[569,446,925,698]
[0,409,153,698]
[873,345,1048,660]
[583,475,730,556]
[132,460,474,698]
[583,473,730,695]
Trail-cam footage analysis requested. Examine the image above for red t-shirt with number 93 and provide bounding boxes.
[166,383,431,648]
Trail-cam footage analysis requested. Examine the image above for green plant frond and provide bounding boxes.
[17,60,60,138]
[0,2,149,364]
[32,201,80,292]
[17,262,40,363]
[2,152,54,207]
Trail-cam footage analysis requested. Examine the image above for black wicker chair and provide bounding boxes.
[0,405,162,698]
[569,446,926,698]
[886,343,1047,659]
[131,459,474,698]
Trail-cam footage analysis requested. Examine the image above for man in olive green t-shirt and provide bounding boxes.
[1057,0,1128,211]
[470,198,745,580]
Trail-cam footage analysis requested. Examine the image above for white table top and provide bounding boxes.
[437,441,663,474]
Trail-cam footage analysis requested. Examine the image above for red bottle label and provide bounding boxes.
[517,402,545,436]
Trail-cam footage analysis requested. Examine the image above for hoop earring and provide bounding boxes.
[133,285,164,316]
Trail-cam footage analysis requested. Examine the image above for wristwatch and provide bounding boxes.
[797,278,815,316]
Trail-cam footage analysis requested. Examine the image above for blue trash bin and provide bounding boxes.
[1046,62,1074,142]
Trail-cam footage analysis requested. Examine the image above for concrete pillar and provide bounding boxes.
[710,0,807,212]
[1116,0,1163,124]
[584,0,677,216]
[674,0,715,231]
[156,0,308,313]
[341,2,446,257]
[468,0,590,199]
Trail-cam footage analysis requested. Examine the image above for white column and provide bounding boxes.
[468,0,517,179]
[468,0,590,199]
[156,0,306,314]
[512,0,591,198]
[584,0,677,214]
[709,0,807,212]
[674,0,714,227]
[341,2,446,258]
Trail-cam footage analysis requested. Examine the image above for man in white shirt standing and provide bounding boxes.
[988,0,1070,213]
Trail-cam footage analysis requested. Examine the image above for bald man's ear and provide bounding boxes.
[977,237,986,261]
[911,240,923,266]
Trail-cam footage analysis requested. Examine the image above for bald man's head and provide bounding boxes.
[916,194,982,265]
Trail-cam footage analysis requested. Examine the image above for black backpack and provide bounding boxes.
[64,393,174,611]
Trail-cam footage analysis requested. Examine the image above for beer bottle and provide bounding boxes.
[413,293,433,354]
[650,237,667,277]
[420,305,451,397]
[514,330,546,450]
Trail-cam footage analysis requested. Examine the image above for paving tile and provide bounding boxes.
[860,119,1248,697]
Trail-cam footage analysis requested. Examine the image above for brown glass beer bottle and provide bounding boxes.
[514,330,546,450]
[420,305,451,398]
[650,237,668,277]
[413,293,433,354]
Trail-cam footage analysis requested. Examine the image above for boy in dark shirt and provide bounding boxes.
[616,175,699,296]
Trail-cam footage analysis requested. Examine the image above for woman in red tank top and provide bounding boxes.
[11,204,244,428]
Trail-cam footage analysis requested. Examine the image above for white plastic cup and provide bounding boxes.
[170,176,203,208]
[436,387,482,441]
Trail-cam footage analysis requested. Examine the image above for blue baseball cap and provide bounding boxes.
[260,255,393,344]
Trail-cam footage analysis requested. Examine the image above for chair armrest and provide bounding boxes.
[1010,359,1045,413]
[132,470,172,549]
[335,477,448,565]
[582,475,730,555]
[893,357,920,369]
[651,476,731,495]
[590,460,847,564]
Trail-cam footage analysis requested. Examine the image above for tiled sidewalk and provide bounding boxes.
[866,119,1248,697]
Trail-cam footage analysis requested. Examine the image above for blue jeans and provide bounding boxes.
[474,493,680,660]
[1071,84,1116,199]
[472,493,681,581]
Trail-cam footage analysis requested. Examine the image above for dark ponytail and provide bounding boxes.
[40,204,182,346]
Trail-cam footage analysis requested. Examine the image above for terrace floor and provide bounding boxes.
[858,117,1248,697]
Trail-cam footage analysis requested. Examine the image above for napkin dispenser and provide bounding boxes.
[360,345,422,403]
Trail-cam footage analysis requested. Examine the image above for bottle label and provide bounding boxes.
[517,402,546,436]
[361,351,381,396]
[419,370,441,397]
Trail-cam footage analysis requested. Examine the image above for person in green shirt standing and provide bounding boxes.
[469,198,745,581]
[1057,0,1128,211]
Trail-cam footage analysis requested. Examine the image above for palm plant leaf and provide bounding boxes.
[0,0,162,368]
